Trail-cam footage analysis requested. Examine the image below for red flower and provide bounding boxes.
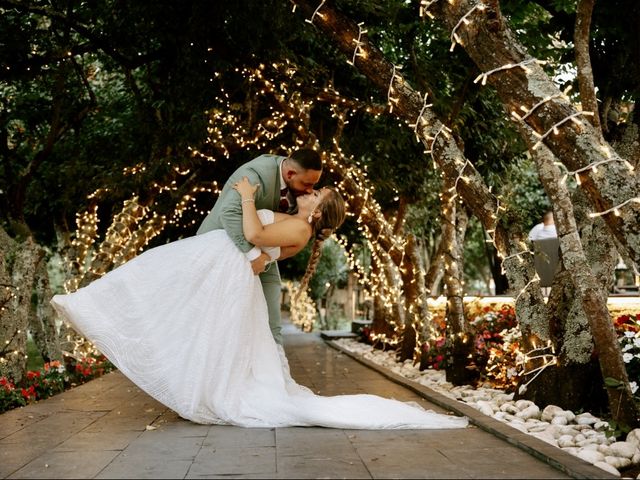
[26,371,41,380]
[20,385,36,401]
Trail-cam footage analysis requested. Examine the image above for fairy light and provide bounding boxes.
[347,22,368,66]
[426,124,451,156]
[409,92,432,142]
[514,274,540,303]
[419,0,439,18]
[589,197,640,218]
[530,111,594,150]
[517,341,557,395]
[386,65,403,113]
[450,3,487,51]
[510,86,572,123]
[474,59,546,86]
[305,0,326,24]
[555,156,635,186]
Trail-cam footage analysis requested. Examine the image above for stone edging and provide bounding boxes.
[325,339,617,480]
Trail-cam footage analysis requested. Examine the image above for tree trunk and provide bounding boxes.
[397,234,423,362]
[521,126,640,427]
[293,0,548,357]
[431,0,640,264]
[521,193,616,413]
[438,180,475,384]
[0,231,41,382]
[424,236,445,296]
[574,0,601,133]
[29,253,63,364]
[369,259,396,345]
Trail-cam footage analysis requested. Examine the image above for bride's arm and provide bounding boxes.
[233,177,310,250]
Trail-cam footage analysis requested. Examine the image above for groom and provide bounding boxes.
[196,149,323,344]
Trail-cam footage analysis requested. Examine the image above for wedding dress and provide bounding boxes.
[51,210,467,429]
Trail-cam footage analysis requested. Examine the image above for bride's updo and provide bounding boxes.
[298,187,346,293]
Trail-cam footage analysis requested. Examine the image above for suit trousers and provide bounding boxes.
[259,262,283,345]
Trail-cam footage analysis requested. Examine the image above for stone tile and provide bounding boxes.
[7,449,120,479]
[0,410,54,440]
[96,455,193,479]
[53,430,143,452]
[187,446,276,476]
[204,425,275,448]
[121,432,205,459]
[0,441,52,478]
[276,451,370,479]
[0,411,107,446]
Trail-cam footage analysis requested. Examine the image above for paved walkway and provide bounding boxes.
[0,325,588,479]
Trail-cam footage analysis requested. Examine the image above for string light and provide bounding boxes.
[419,0,440,18]
[474,59,546,86]
[531,111,594,150]
[450,3,487,51]
[346,22,368,66]
[510,86,572,122]
[589,197,640,218]
[304,0,326,24]
[409,92,432,142]
[386,64,403,113]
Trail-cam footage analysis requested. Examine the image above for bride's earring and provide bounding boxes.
[307,214,313,224]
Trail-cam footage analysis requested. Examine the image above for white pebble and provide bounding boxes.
[576,413,599,425]
[575,434,586,443]
[605,455,631,469]
[541,405,564,422]
[609,441,637,459]
[627,429,640,447]
[594,421,610,431]
[515,399,535,410]
[579,443,599,451]
[551,416,568,425]
[593,461,620,477]
[532,432,558,447]
[577,449,604,463]
[632,452,640,465]
[560,426,581,436]
[500,403,519,414]
[510,422,529,433]
[557,435,575,448]
[516,405,541,420]
[598,444,612,456]
[475,401,495,417]
[493,411,507,421]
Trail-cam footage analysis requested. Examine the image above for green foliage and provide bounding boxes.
[281,238,348,301]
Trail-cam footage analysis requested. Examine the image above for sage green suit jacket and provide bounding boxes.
[196,154,286,344]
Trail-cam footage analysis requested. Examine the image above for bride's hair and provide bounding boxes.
[298,188,346,293]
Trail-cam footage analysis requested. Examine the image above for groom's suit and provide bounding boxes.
[196,154,289,344]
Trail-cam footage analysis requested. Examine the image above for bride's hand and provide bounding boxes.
[233,176,259,199]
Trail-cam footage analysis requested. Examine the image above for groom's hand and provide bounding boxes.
[250,252,270,275]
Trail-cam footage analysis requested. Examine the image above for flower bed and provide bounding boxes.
[414,304,640,394]
[0,355,114,413]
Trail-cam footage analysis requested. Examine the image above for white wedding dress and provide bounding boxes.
[51,210,467,429]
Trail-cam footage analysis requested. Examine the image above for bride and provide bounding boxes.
[51,177,467,429]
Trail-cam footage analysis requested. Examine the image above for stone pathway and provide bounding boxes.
[0,325,581,479]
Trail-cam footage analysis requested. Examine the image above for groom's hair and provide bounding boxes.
[289,148,322,171]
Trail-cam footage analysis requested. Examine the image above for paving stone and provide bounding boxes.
[204,425,275,448]
[96,455,193,479]
[188,446,276,476]
[7,450,120,479]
